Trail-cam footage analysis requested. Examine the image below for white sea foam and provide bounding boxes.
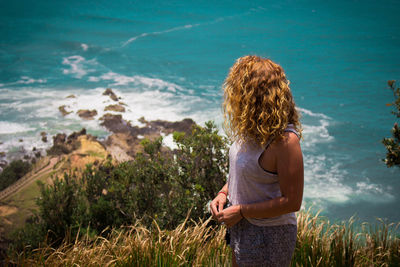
[88,71,184,92]
[303,154,353,204]
[81,43,89,51]
[298,106,395,206]
[18,76,47,85]
[302,120,334,149]
[302,151,395,207]
[0,76,47,87]
[62,55,97,78]
[120,7,264,48]
[0,121,35,134]
[355,180,394,203]
[122,24,201,47]
[297,107,330,120]
[298,107,334,150]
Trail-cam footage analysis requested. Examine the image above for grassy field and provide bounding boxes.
[9,208,400,266]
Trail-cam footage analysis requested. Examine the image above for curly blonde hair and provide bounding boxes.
[223,55,301,146]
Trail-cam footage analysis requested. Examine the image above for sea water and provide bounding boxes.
[1,0,399,224]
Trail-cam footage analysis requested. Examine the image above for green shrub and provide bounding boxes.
[172,121,229,223]
[12,121,229,252]
[35,173,87,246]
[0,160,32,191]
[382,80,400,167]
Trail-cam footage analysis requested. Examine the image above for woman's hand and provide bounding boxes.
[210,192,227,220]
[216,205,242,228]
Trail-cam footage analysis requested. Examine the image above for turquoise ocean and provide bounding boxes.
[1,0,399,224]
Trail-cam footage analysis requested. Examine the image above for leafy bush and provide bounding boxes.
[11,121,229,251]
[382,80,400,167]
[172,121,229,223]
[0,160,32,191]
[35,173,87,245]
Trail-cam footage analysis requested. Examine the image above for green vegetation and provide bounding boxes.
[6,121,400,266]
[383,80,400,167]
[9,121,228,253]
[0,159,32,191]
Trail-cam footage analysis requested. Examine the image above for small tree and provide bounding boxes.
[382,80,400,167]
[0,160,31,191]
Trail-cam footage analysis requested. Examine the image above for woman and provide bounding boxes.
[210,55,304,267]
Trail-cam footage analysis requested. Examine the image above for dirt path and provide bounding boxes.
[0,156,61,202]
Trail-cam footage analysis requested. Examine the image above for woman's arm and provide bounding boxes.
[210,183,228,219]
[217,132,303,227]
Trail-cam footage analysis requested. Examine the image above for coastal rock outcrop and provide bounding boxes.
[99,114,132,133]
[99,113,195,159]
[47,128,90,155]
[147,119,196,135]
[40,132,47,143]
[100,114,195,137]
[77,109,97,120]
[104,104,125,112]
[59,105,73,116]
[103,88,119,102]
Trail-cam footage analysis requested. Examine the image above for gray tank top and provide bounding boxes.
[227,125,299,226]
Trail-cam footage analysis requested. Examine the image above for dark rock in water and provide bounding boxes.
[100,113,134,134]
[35,151,41,158]
[40,132,48,142]
[103,88,118,102]
[19,139,23,142]
[77,109,97,120]
[47,128,89,155]
[100,114,195,137]
[105,104,125,112]
[66,128,86,144]
[32,147,36,151]
[150,118,195,135]
[119,101,127,106]
[47,133,68,155]
[53,133,66,145]
[23,154,30,160]
[100,114,196,159]
[138,116,148,124]
[59,105,73,116]
[66,94,76,98]
[0,152,5,157]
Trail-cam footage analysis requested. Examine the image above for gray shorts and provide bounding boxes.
[229,219,297,267]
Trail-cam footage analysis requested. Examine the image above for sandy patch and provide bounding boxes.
[0,205,18,217]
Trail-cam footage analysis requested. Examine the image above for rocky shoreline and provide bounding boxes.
[0,88,196,171]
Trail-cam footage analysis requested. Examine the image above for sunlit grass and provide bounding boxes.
[294,208,400,266]
[9,209,400,266]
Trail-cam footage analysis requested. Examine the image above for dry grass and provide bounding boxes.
[11,216,230,267]
[9,209,400,266]
[294,208,400,267]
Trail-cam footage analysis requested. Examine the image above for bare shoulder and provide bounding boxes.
[270,131,300,152]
